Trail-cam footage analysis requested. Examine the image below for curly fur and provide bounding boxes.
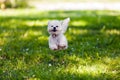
[48,18,70,50]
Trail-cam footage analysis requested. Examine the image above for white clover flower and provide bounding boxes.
[48,63,52,67]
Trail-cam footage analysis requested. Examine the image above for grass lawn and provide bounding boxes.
[0,9,120,80]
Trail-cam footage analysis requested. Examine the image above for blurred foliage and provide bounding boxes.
[5,0,28,8]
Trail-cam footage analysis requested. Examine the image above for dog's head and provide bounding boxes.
[48,20,62,35]
[48,18,70,35]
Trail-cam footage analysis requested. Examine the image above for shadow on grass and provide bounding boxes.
[0,10,120,80]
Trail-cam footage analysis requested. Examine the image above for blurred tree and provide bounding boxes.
[0,0,7,10]
[0,0,28,9]
[9,0,17,8]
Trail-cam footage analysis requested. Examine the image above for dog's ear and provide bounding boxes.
[60,18,70,25]
[48,21,51,26]
[61,17,70,33]
[64,17,70,23]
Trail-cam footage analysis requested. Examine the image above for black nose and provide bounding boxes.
[53,27,56,30]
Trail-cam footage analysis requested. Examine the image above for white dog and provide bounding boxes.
[48,18,70,50]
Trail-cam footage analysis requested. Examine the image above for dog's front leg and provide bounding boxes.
[58,34,68,50]
[49,36,58,50]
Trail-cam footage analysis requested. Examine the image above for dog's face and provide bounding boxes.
[48,18,70,35]
[48,20,62,35]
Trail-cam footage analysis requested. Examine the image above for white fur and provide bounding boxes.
[48,18,70,50]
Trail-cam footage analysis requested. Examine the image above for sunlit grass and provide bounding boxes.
[69,28,88,35]
[0,9,120,80]
[105,29,120,35]
[25,20,48,27]
[63,64,107,75]
[71,20,87,26]
[63,55,108,75]
[20,30,43,39]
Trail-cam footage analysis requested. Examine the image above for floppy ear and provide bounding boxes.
[61,17,70,33]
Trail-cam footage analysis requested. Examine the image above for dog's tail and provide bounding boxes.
[61,17,70,33]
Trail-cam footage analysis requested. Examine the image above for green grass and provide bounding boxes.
[0,9,120,80]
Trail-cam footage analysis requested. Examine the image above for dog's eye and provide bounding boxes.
[51,25,53,27]
[56,26,58,27]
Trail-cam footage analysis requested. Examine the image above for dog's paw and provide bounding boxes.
[50,46,58,50]
[58,44,67,50]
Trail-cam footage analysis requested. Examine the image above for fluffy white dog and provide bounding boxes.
[48,18,70,50]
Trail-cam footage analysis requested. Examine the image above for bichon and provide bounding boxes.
[48,18,70,50]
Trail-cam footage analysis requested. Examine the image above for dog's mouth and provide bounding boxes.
[49,29,57,32]
[52,29,57,32]
[49,29,59,33]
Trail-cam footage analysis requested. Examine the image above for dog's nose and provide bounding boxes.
[53,27,56,30]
